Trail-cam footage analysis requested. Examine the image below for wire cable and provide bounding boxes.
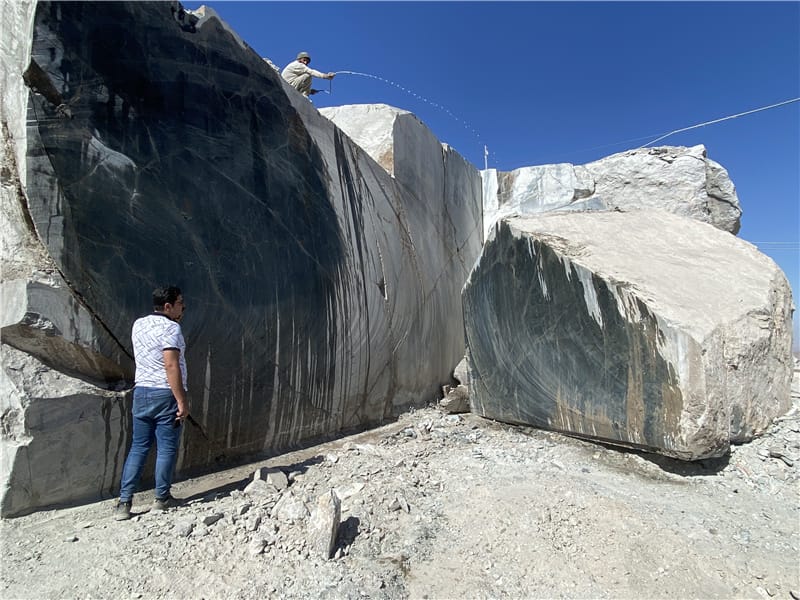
[638,98,800,148]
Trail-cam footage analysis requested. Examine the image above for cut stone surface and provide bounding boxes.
[481,145,742,238]
[320,104,403,175]
[1,3,482,515]
[463,211,793,460]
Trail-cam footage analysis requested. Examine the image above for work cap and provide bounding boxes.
[297,51,311,60]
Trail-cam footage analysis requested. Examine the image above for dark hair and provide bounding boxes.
[152,285,182,309]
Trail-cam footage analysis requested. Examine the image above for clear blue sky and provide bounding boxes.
[191,1,799,348]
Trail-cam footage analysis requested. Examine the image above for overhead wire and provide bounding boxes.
[333,70,496,165]
[637,97,800,148]
[330,74,799,258]
[332,71,798,173]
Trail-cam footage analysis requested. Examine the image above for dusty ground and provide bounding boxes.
[2,369,799,600]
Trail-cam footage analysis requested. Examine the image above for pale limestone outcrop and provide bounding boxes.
[463,211,793,460]
[481,145,742,238]
[0,2,482,516]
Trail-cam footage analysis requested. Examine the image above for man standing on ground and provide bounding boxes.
[114,286,189,520]
[281,51,335,97]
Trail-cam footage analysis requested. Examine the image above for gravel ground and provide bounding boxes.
[2,367,798,600]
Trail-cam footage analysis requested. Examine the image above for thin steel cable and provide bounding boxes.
[638,98,800,148]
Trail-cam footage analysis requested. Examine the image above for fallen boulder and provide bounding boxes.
[482,145,741,238]
[463,211,793,460]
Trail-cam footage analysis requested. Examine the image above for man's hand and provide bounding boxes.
[176,401,190,420]
[326,72,336,79]
[309,89,320,95]
[164,348,189,421]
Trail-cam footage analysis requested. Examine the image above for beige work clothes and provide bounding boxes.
[281,60,328,96]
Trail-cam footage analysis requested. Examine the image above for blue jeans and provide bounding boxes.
[119,387,182,502]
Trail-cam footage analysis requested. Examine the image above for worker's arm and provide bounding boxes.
[305,65,331,79]
[163,349,189,420]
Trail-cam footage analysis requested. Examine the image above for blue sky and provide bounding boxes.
[192,1,799,347]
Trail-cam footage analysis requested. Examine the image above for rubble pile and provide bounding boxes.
[2,364,798,599]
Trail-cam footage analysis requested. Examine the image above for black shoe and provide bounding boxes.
[152,494,181,511]
[114,501,132,521]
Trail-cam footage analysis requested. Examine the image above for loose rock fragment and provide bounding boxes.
[254,467,288,491]
[174,520,195,538]
[201,513,224,527]
[307,490,342,559]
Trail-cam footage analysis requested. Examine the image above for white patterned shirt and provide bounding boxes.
[132,313,188,390]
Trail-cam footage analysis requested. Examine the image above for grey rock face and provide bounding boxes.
[463,211,793,460]
[0,2,482,515]
[0,345,131,515]
[482,145,742,237]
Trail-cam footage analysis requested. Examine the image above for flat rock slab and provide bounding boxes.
[463,211,793,460]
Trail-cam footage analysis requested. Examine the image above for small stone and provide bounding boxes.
[333,481,365,501]
[439,385,470,414]
[271,492,310,523]
[790,590,800,600]
[201,513,224,527]
[254,467,289,490]
[63,535,78,543]
[248,538,267,556]
[246,515,262,532]
[399,496,410,513]
[174,520,194,538]
[244,479,276,497]
[237,503,252,516]
[768,447,786,458]
[325,453,339,464]
[78,521,94,529]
